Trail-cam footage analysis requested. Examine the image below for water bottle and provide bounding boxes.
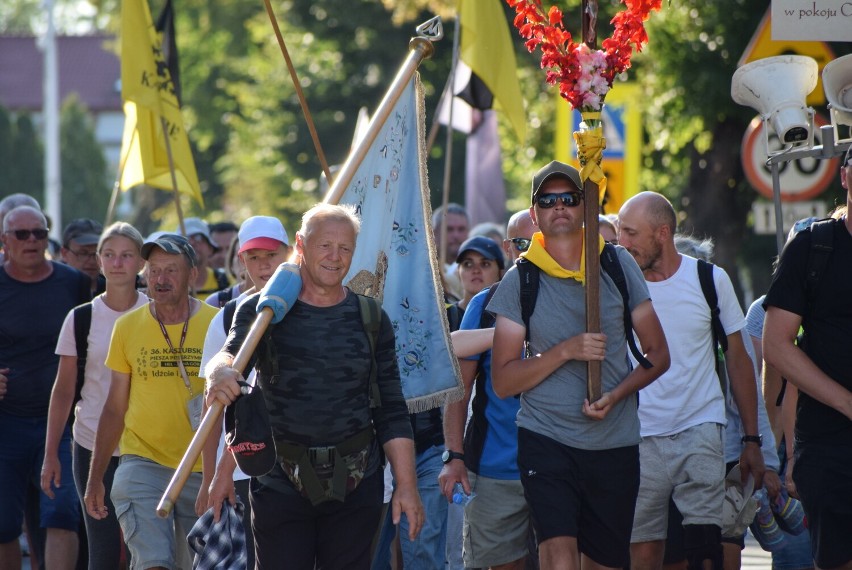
[452,482,476,506]
[750,488,787,551]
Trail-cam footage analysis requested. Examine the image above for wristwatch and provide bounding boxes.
[442,450,465,464]
[741,434,763,446]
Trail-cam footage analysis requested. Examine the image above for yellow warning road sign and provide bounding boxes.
[739,8,835,106]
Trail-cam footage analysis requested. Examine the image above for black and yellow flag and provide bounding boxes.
[118,0,202,206]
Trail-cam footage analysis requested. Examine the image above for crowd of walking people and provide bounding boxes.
[0,148,850,570]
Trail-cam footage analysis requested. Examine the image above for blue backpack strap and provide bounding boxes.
[599,244,652,369]
[463,282,501,473]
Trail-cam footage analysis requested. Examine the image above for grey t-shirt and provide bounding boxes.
[487,246,650,450]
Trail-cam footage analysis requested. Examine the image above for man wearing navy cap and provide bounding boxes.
[85,233,218,570]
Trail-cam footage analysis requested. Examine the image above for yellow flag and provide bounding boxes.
[118,0,202,206]
[458,0,526,141]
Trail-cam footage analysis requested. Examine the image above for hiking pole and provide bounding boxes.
[156,307,274,518]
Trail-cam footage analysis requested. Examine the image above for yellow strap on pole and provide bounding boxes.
[573,112,607,204]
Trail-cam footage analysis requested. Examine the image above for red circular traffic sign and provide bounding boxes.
[741,113,839,202]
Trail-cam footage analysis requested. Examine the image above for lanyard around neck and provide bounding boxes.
[153,299,193,395]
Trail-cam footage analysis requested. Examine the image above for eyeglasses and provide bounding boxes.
[4,229,49,241]
[508,237,532,252]
[535,191,583,209]
[68,249,98,261]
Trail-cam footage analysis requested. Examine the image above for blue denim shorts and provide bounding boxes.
[111,455,202,570]
[0,412,81,542]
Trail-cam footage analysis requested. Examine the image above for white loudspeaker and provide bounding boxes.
[731,55,818,147]
[822,53,852,143]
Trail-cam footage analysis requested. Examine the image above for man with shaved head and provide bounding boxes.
[618,192,765,570]
[0,205,91,570]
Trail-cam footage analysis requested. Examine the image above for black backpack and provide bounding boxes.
[72,304,93,409]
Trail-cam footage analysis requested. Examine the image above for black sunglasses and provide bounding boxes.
[5,228,49,241]
[535,191,583,209]
[508,238,532,252]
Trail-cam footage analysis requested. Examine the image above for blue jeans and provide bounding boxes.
[0,412,81,542]
[399,445,448,569]
[371,502,394,570]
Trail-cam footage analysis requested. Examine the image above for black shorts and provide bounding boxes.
[794,442,852,569]
[517,428,639,568]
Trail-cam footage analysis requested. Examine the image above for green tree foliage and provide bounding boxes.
[168,0,465,232]
[636,1,851,297]
[60,94,109,223]
[0,106,13,197]
[9,114,44,201]
[0,107,43,203]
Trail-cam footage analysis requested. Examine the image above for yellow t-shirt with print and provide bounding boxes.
[106,301,218,471]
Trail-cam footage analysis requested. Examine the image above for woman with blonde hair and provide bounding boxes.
[41,222,149,570]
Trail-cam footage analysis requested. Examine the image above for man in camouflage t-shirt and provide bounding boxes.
[207,204,422,569]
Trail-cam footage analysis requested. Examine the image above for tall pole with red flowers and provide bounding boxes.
[507,0,662,401]
[580,0,602,402]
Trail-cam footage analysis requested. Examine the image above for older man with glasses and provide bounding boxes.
[0,205,91,570]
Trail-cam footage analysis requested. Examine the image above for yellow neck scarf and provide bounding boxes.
[520,231,605,285]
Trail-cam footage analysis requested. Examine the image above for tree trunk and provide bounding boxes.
[678,119,753,305]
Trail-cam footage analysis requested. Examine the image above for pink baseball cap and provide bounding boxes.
[238,216,289,253]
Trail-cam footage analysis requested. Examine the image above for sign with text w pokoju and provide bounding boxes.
[771,0,852,42]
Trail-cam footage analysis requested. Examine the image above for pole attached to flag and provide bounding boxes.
[324,17,442,204]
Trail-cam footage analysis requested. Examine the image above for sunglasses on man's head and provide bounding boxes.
[5,229,49,241]
[535,191,583,209]
[508,237,532,252]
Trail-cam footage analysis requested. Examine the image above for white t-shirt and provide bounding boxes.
[636,255,746,437]
[55,292,149,452]
[200,292,251,481]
